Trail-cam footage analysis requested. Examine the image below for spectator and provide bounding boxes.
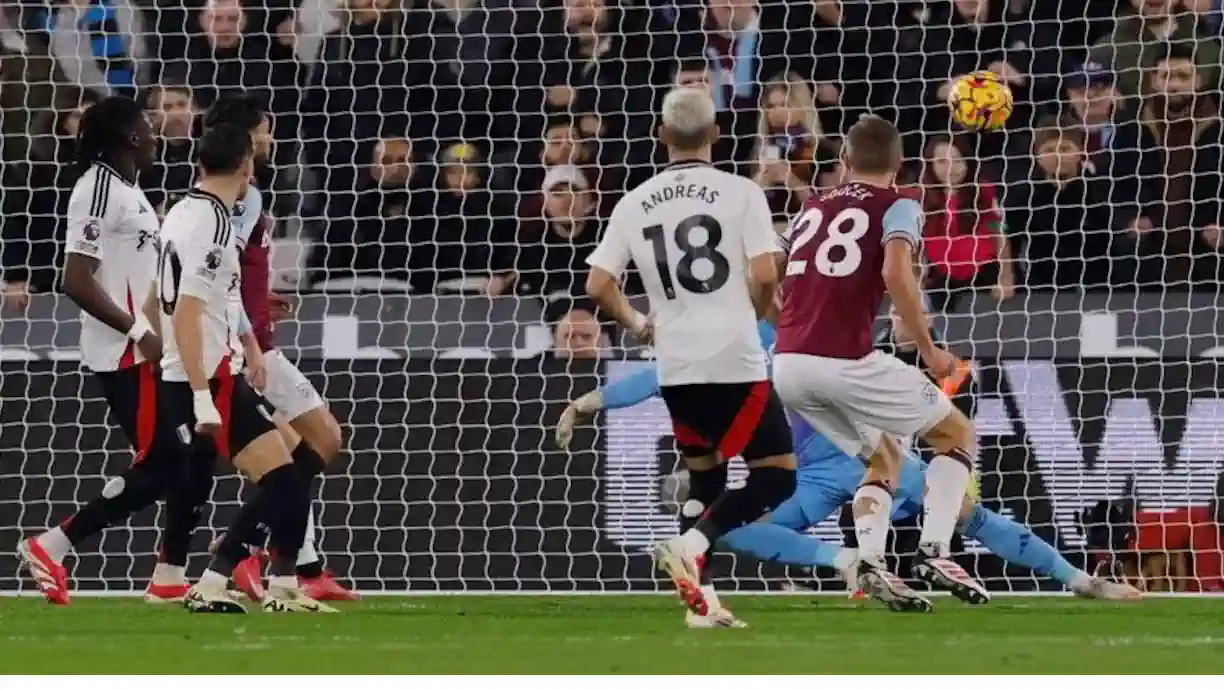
[1106,42,1224,287]
[1063,61,1122,158]
[141,80,201,216]
[404,142,516,293]
[751,74,838,187]
[754,143,809,232]
[551,306,607,359]
[1003,120,1116,288]
[512,165,600,298]
[920,135,1015,311]
[48,0,149,98]
[1087,0,1220,99]
[309,136,419,284]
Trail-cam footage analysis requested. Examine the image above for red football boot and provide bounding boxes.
[232,550,268,602]
[18,537,70,605]
[299,570,360,602]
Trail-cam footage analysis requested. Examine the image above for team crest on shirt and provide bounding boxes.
[233,201,246,217]
[205,247,223,271]
[82,219,101,241]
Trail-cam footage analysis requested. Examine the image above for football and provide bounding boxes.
[947,71,1013,131]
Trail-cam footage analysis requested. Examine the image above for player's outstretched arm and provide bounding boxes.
[556,365,661,450]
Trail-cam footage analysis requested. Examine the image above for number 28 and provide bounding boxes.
[786,207,870,278]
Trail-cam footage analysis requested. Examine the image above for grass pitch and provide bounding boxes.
[2,595,1223,673]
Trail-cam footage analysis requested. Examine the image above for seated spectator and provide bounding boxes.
[1105,42,1224,287]
[1087,0,1219,99]
[511,165,600,298]
[309,136,419,284]
[47,0,149,98]
[920,135,1015,311]
[671,60,739,169]
[551,306,607,360]
[1003,120,1116,288]
[142,80,201,216]
[1063,61,1122,159]
[405,142,516,293]
[752,74,839,187]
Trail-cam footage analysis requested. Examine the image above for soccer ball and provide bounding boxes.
[947,71,1013,131]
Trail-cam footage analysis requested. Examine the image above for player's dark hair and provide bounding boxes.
[203,93,268,133]
[843,114,902,176]
[73,96,144,168]
[196,123,253,175]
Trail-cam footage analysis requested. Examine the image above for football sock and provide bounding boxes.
[693,466,796,547]
[260,463,310,572]
[296,509,324,578]
[35,527,71,563]
[159,446,217,567]
[961,503,1080,587]
[681,464,728,532]
[59,461,174,552]
[919,449,973,557]
[852,480,893,563]
[290,443,326,576]
[197,568,229,594]
[150,563,186,586]
[292,442,327,476]
[719,522,845,569]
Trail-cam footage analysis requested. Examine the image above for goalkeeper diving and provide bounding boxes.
[557,320,1140,626]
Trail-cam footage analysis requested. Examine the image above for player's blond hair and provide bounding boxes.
[661,87,717,151]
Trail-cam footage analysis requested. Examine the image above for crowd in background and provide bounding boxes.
[1,0,1223,352]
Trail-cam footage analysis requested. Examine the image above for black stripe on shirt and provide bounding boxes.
[212,203,231,248]
[89,166,112,220]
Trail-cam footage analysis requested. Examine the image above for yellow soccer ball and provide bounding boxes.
[947,71,1013,131]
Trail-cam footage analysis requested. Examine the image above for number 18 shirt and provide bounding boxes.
[585,161,779,386]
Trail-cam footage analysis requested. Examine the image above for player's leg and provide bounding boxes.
[717,483,856,576]
[957,501,1140,601]
[20,363,188,605]
[184,378,328,613]
[253,350,354,600]
[146,436,219,603]
[654,382,797,616]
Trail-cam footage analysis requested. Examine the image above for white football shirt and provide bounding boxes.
[586,161,779,386]
[156,188,242,383]
[64,163,162,372]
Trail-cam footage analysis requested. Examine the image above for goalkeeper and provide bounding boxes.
[557,321,1141,617]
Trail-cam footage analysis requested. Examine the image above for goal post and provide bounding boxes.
[2,0,1224,596]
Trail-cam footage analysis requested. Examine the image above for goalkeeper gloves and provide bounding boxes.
[555,390,603,450]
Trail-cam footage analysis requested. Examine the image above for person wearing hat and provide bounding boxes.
[508,164,600,297]
[1086,0,1220,99]
[1064,61,1121,157]
[439,141,484,192]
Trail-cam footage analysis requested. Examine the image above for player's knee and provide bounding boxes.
[745,465,796,514]
[233,430,292,483]
[926,408,975,453]
[294,409,342,463]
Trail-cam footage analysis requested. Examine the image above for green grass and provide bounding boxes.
[2,595,1223,673]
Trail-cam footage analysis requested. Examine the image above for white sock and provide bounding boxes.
[699,584,722,612]
[919,455,972,556]
[675,529,711,558]
[852,484,893,562]
[37,527,71,563]
[151,563,186,586]
[198,569,228,593]
[832,548,858,571]
[269,575,297,592]
[297,510,319,567]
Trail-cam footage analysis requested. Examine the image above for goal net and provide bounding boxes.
[2,0,1223,597]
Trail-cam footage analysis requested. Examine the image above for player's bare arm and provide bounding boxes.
[585,267,650,340]
[64,240,163,364]
[170,293,221,434]
[881,238,954,378]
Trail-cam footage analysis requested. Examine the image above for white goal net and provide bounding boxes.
[1,0,1223,596]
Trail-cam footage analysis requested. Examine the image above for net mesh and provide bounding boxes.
[1,0,1223,595]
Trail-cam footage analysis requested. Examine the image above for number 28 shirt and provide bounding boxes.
[585,161,779,387]
[156,189,241,383]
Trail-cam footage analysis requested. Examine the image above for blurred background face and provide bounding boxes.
[929,141,967,186]
[542,125,578,166]
[953,0,987,23]
[444,164,480,191]
[1153,58,1199,109]
[371,138,412,186]
[554,310,602,359]
[764,86,795,130]
[674,70,716,100]
[201,0,245,50]
[1133,0,1174,19]
[150,89,196,139]
[564,0,606,34]
[1068,84,1117,124]
[1037,138,1084,178]
[62,102,94,140]
[251,115,273,165]
[544,184,592,223]
[707,0,756,30]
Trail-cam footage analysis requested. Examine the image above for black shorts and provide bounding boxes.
[94,362,162,460]
[659,380,793,461]
[158,370,278,460]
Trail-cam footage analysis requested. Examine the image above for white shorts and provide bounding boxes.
[261,349,326,421]
[772,350,953,458]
